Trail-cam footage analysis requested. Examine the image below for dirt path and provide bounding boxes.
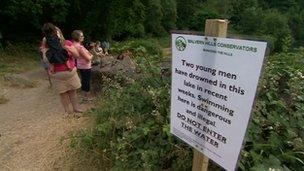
[0,68,93,170]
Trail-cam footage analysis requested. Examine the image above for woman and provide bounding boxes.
[71,30,93,101]
[40,23,83,117]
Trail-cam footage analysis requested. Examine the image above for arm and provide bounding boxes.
[48,64,54,74]
[41,48,48,62]
[79,47,93,61]
[64,45,80,58]
[95,48,105,58]
[90,48,98,57]
[40,39,49,62]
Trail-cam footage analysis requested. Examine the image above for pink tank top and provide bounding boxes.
[73,42,92,69]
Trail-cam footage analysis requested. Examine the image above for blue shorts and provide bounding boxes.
[41,60,49,70]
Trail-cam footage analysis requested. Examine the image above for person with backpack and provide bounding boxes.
[41,23,72,73]
[40,23,83,118]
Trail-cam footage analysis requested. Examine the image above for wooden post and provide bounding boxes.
[205,19,228,38]
[192,19,228,171]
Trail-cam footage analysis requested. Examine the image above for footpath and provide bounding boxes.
[0,68,92,170]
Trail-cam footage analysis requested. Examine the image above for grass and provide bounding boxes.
[0,91,8,104]
[0,42,39,103]
[0,42,39,86]
[0,42,39,75]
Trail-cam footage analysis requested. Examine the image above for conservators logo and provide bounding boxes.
[175,36,187,51]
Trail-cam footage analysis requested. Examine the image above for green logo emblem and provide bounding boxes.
[175,36,187,51]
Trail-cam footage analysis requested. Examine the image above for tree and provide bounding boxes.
[161,0,177,31]
[176,0,201,29]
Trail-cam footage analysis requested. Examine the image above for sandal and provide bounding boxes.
[62,113,71,119]
[74,108,84,113]
[73,113,82,118]
[83,97,94,101]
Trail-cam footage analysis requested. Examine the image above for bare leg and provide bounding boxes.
[44,68,52,87]
[83,91,94,101]
[60,92,72,115]
[46,70,52,87]
[68,90,83,113]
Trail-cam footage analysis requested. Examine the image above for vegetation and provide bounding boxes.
[241,49,304,171]
[1,0,303,170]
[0,43,38,76]
[70,38,304,170]
[72,39,192,170]
[0,90,8,104]
[0,43,38,104]
[1,0,304,52]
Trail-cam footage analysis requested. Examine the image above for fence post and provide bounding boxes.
[192,19,228,171]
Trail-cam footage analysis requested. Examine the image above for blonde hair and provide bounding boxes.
[55,26,65,46]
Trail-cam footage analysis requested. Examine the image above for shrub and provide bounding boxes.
[78,54,193,170]
[111,38,163,59]
[240,49,304,171]
[189,9,219,31]
[75,40,304,171]
[260,9,291,52]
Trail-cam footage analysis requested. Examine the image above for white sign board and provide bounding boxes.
[170,33,267,171]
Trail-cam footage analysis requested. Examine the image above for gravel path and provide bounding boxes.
[0,68,92,170]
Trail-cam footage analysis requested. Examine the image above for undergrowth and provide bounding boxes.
[73,39,304,170]
[0,42,39,76]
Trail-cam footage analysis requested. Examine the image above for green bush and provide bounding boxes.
[260,9,291,52]
[78,54,192,170]
[106,0,146,39]
[75,40,304,170]
[240,49,304,171]
[161,0,177,31]
[144,0,166,37]
[237,7,263,33]
[189,9,219,31]
[111,38,163,58]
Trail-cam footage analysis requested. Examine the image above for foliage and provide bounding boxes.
[110,38,163,59]
[75,40,192,170]
[175,0,200,29]
[287,6,304,42]
[260,10,291,51]
[144,0,165,36]
[189,9,219,31]
[73,38,304,170]
[2,0,304,52]
[0,43,38,76]
[161,0,177,31]
[0,89,8,104]
[240,49,304,171]
[106,0,146,39]
[2,0,69,27]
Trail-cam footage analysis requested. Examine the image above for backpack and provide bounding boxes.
[45,36,69,64]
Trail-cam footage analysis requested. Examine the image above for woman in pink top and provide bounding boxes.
[72,30,93,101]
[40,24,83,117]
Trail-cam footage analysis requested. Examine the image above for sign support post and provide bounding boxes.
[192,19,229,171]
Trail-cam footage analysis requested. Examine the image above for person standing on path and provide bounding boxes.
[41,23,83,117]
[72,30,94,101]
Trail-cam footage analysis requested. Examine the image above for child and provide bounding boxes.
[94,41,104,56]
[88,42,101,66]
[39,40,52,87]
[102,40,110,55]
[41,23,71,73]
